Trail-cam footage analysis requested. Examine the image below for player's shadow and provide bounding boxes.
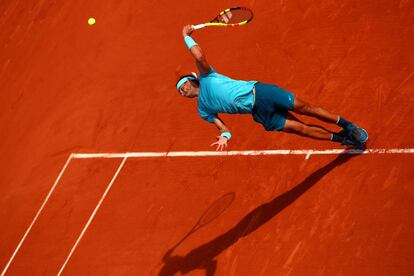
[159,153,357,276]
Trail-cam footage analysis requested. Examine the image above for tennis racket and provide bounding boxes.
[192,7,253,30]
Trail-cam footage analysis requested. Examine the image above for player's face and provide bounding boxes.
[179,81,197,98]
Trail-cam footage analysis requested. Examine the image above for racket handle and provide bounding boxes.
[192,24,206,30]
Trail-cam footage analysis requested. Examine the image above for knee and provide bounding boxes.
[294,98,309,113]
[284,121,306,134]
[295,123,309,135]
[296,101,317,115]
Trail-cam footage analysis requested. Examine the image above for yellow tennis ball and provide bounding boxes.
[88,18,96,26]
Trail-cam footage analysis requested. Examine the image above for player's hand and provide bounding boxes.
[182,25,194,37]
[210,136,228,151]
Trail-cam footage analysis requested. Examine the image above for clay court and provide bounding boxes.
[1,0,413,275]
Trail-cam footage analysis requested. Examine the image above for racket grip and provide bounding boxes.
[192,24,206,30]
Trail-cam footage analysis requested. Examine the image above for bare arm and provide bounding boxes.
[213,117,230,133]
[182,25,211,75]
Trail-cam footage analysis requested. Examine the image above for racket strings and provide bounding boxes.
[215,8,253,24]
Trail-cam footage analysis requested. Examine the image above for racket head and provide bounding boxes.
[209,7,253,26]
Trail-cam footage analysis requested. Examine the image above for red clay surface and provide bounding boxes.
[1,0,413,275]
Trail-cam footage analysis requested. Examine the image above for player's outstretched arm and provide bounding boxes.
[182,25,211,75]
[210,117,232,151]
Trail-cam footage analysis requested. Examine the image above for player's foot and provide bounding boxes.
[335,129,347,137]
[341,136,365,150]
[344,124,369,143]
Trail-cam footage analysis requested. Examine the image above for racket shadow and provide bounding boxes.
[162,192,236,260]
[159,153,359,276]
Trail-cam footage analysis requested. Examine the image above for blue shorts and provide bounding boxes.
[252,82,295,131]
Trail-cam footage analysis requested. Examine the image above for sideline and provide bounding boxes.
[1,155,74,276]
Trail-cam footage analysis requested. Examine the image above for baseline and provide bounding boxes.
[72,148,414,159]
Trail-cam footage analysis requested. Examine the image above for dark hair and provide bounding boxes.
[176,74,199,89]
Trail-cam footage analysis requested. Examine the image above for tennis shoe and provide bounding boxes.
[341,136,365,150]
[335,129,347,137]
[344,124,368,143]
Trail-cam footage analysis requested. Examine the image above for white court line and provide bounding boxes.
[1,155,74,276]
[71,148,414,159]
[57,156,128,276]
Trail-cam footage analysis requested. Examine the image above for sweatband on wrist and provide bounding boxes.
[184,36,197,49]
[220,132,232,140]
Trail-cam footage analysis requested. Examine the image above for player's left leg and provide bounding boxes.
[283,118,332,140]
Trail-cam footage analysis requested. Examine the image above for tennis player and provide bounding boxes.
[177,25,368,151]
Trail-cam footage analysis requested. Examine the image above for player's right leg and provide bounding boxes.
[292,97,338,123]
